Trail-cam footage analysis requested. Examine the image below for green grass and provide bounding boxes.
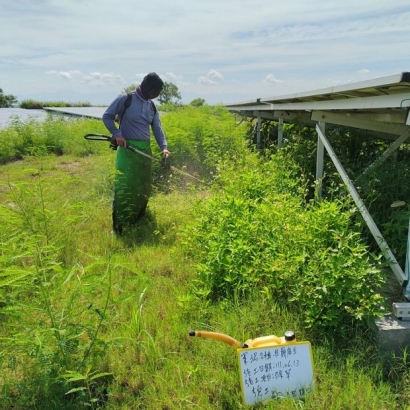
[0,111,409,409]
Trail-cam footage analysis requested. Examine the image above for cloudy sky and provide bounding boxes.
[1,0,409,106]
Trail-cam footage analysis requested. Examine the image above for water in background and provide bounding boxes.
[0,108,47,128]
[0,107,107,128]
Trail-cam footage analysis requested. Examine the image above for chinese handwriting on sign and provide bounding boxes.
[238,342,314,405]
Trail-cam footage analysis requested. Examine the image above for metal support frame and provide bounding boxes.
[316,123,407,287]
[405,218,410,300]
[311,110,409,135]
[356,128,410,183]
[315,122,325,199]
[278,116,283,148]
[256,113,261,149]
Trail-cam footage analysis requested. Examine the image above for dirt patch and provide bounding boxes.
[56,161,81,172]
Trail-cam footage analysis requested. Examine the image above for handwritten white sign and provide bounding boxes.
[237,342,314,405]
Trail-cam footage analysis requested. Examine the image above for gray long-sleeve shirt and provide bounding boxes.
[102,91,168,150]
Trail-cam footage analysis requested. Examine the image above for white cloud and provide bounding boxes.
[196,69,224,87]
[162,72,191,87]
[207,69,224,80]
[46,70,83,80]
[357,69,370,74]
[263,74,284,84]
[83,72,125,86]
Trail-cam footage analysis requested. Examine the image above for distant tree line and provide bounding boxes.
[19,100,92,109]
[0,88,17,108]
[1,82,207,109]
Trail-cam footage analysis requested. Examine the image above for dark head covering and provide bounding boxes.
[140,72,163,100]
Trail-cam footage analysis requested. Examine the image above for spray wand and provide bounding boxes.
[84,133,210,185]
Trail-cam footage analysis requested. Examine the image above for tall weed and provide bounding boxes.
[0,116,108,164]
[0,164,118,407]
[160,105,248,177]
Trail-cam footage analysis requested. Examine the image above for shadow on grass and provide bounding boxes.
[114,208,164,247]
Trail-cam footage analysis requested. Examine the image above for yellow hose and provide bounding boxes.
[189,330,243,349]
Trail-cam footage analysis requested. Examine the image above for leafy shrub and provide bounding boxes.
[183,150,386,334]
[0,125,23,163]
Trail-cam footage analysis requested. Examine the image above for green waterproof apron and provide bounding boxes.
[112,140,152,233]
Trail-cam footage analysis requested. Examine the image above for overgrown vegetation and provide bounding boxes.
[182,151,386,335]
[0,116,107,164]
[0,107,410,409]
[248,119,410,267]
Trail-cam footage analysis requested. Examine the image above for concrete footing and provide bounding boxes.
[375,315,410,354]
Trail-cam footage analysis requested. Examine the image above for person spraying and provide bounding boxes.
[102,72,171,235]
